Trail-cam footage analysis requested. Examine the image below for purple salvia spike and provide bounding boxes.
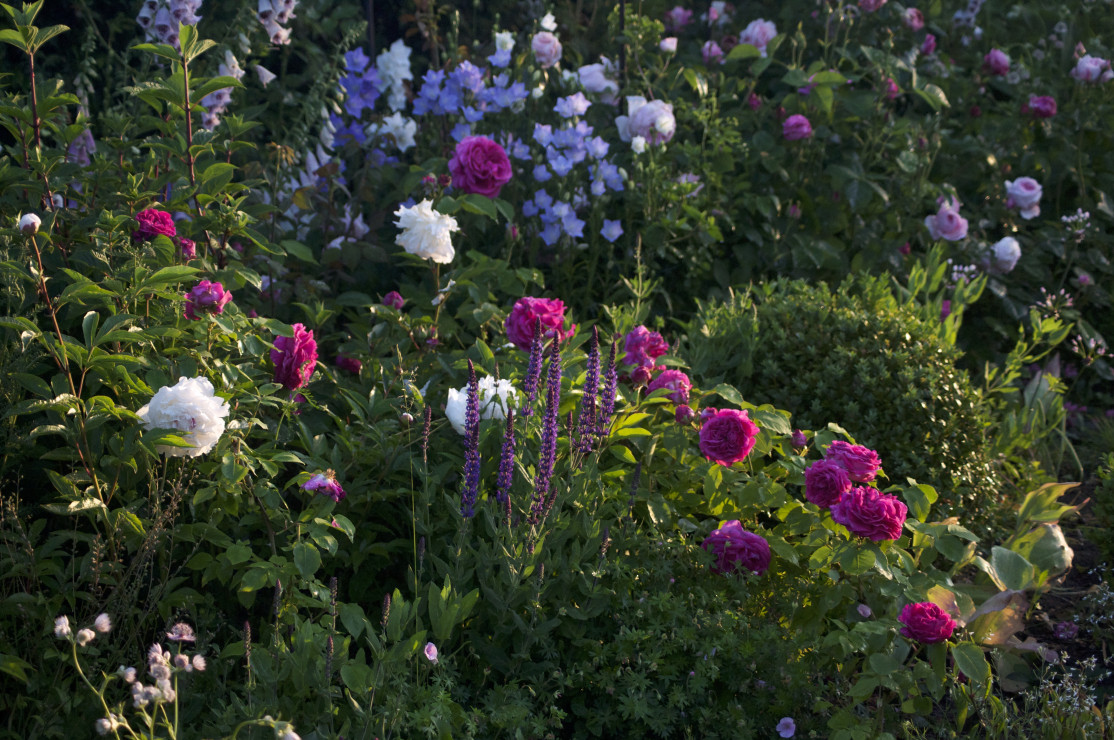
[421,404,432,466]
[497,408,516,521]
[522,318,544,417]
[461,359,481,518]
[576,326,600,453]
[596,338,618,437]
[530,339,562,524]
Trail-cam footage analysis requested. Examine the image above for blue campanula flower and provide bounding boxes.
[600,219,623,243]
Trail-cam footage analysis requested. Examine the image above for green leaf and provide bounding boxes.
[458,194,498,220]
[0,654,32,684]
[951,642,991,690]
[710,383,745,406]
[990,546,1035,591]
[280,240,316,263]
[293,542,321,579]
[132,42,182,64]
[726,43,760,62]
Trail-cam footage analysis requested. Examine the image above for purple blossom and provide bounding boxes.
[555,92,591,118]
[531,340,563,523]
[522,319,544,417]
[303,470,346,502]
[576,327,601,452]
[461,360,482,518]
[596,338,618,436]
[601,219,623,243]
[497,408,516,519]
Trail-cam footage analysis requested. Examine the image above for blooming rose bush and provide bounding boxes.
[133,208,176,241]
[647,369,691,405]
[1004,177,1042,220]
[805,459,851,508]
[824,440,882,483]
[504,296,575,350]
[924,198,969,241]
[898,602,957,644]
[829,486,908,541]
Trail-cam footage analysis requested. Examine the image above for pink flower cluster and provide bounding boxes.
[702,520,771,575]
[805,440,881,508]
[133,208,176,242]
[505,297,575,351]
[831,486,907,541]
[648,369,691,405]
[623,326,669,371]
[924,198,968,241]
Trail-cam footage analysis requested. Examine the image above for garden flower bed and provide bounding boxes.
[0,0,1112,737]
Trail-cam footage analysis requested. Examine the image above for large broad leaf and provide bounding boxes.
[968,590,1027,646]
[951,642,991,692]
[1007,523,1073,578]
[990,546,1036,591]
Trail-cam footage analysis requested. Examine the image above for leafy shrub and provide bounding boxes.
[685,277,1000,514]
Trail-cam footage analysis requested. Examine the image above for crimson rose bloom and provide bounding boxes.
[622,325,669,369]
[449,136,513,198]
[134,208,177,241]
[825,440,881,482]
[898,602,956,644]
[647,369,691,405]
[183,280,232,320]
[271,323,318,391]
[830,486,907,541]
[699,408,759,466]
[805,459,851,508]
[504,296,574,351]
[702,520,771,575]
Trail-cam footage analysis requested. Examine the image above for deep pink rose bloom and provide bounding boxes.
[983,49,1009,76]
[898,602,956,644]
[805,459,851,508]
[134,208,177,241]
[177,238,196,259]
[702,520,771,575]
[924,198,968,242]
[184,279,232,320]
[449,136,513,198]
[630,365,653,387]
[675,405,696,425]
[504,296,574,350]
[623,326,669,369]
[825,440,881,482]
[903,8,924,31]
[302,470,345,502]
[783,114,813,141]
[382,290,405,310]
[830,486,907,541]
[335,354,362,374]
[699,408,759,466]
[647,369,691,405]
[1023,95,1056,118]
[271,323,318,390]
[920,34,936,55]
[702,40,724,66]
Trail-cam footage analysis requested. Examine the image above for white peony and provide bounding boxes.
[445,377,519,435]
[137,376,230,458]
[394,199,459,264]
[989,236,1021,274]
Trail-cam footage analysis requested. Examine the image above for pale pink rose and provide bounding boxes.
[1005,177,1042,220]
[531,31,562,68]
[1071,55,1110,83]
[660,37,678,53]
[903,8,925,31]
[739,19,777,57]
[859,0,887,12]
[924,198,968,241]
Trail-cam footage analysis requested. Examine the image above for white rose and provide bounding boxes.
[394,199,459,264]
[137,376,230,457]
[540,12,557,31]
[631,136,647,153]
[990,236,1021,274]
[578,62,618,97]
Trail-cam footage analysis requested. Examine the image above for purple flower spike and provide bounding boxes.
[497,408,516,522]
[576,326,601,453]
[531,340,563,524]
[461,360,482,518]
[522,319,544,417]
[596,338,618,437]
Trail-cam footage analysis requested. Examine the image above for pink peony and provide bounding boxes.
[805,459,851,508]
[924,198,968,241]
[1023,95,1056,118]
[504,296,574,350]
[824,440,882,482]
[449,136,513,198]
[898,602,956,644]
[702,520,771,575]
[271,323,318,391]
[622,326,669,369]
[1004,177,1042,220]
[830,486,907,541]
[699,408,759,466]
[183,280,233,320]
[647,369,691,405]
[739,19,777,57]
[134,208,176,241]
[983,49,1010,76]
[903,8,924,31]
[782,114,813,141]
[531,31,562,68]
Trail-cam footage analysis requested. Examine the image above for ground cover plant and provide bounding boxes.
[1,0,1113,737]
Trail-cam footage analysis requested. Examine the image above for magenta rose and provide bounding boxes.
[920,34,936,55]
[504,296,574,351]
[381,290,405,310]
[183,279,232,320]
[134,208,177,241]
[449,136,513,199]
[1023,95,1056,118]
[805,459,851,508]
[830,486,907,541]
[647,369,691,405]
[859,0,886,12]
[782,114,813,141]
[699,408,759,466]
[271,323,318,391]
[622,326,669,369]
[983,49,1010,76]
[923,198,968,242]
[702,520,771,575]
[898,602,956,644]
[824,440,881,482]
[177,237,196,259]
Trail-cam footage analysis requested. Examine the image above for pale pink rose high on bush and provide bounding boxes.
[699,408,759,466]
[782,114,813,141]
[702,520,771,575]
[664,6,693,31]
[504,296,574,350]
[924,198,968,241]
[134,208,176,241]
[898,602,956,644]
[805,459,851,508]
[983,49,1010,76]
[647,369,691,405]
[531,31,562,68]
[618,97,677,145]
[271,323,318,391]
[1071,55,1111,83]
[830,487,907,541]
[1004,177,1042,219]
[449,136,513,198]
[702,40,724,65]
[739,19,777,57]
[824,440,881,482]
[903,8,924,31]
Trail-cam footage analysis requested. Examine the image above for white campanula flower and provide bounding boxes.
[989,236,1021,274]
[18,213,40,234]
[377,39,413,111]
[495,31,515,51]
[394,199,459,264]
[136,377,230,458]
[540,12,557,31]
[445,376,518,435]
[372,112,418,152]
[630,136,647,153]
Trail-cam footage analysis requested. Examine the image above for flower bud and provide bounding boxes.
[19,213,41,235]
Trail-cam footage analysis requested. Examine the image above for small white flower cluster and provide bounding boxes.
[394,200,459,264]
[369,112,418,152]
[137,376,230,458]
[257,0,298,45]
[55,613,112,644]
[377,39,413,112]
[137,0,202,50]
[445,376,518,435]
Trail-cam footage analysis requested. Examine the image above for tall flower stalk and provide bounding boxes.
[461,360,481,518]
[575,326,601,453]
[596,338,618,437]
[497,408,516,523]
[521,319,544,417]
[531,340,562,523]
